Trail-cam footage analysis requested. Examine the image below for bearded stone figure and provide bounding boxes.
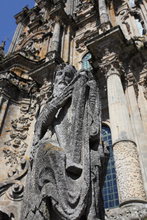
[22,63,107,220]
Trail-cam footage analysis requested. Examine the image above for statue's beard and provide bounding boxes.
[53,82,67,97]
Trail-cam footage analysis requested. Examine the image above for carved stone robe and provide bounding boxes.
[22,71,107,220]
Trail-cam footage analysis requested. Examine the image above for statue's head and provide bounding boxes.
[53,63,77,96]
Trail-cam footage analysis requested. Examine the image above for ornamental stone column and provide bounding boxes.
[50,19,61,53]
[0,97,9,132]
[126,82,147,194]
[98,0,109,24]
[62,25,71,63]
[104,53,147,205]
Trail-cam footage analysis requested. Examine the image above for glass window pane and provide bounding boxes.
[102,125,119,209]
[82,53,92,70]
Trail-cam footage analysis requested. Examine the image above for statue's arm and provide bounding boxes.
[33,85,73,146]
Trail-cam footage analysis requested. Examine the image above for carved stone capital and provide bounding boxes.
[98,51,124,79]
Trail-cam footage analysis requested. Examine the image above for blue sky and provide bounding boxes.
[0,0,34,52]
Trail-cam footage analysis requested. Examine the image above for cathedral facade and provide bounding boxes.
[0,0,147,219]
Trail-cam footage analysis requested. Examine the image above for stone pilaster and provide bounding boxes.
[104,55,147,205]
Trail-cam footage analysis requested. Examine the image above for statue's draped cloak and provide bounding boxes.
[22,73,105,220]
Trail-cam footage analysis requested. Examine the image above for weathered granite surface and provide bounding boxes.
[21,64,108,220]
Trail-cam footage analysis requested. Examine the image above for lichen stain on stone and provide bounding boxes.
[44,143,64,152]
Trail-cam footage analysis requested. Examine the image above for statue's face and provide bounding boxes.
[53,66,74,96]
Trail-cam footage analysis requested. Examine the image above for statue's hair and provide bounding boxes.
[54,63,77,79]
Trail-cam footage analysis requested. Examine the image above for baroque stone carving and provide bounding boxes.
[0,71,37,94]
[21,40,41,60]
[2,97,37,182]
[22,63,108,220]
[0,158,29,200]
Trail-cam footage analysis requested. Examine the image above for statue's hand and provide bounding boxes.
[90,123,100,140]
[52,84,73,108]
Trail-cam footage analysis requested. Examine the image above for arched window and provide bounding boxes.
[82,53,92,70]
[102,125,119,209]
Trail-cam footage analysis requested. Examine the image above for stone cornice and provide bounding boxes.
[86,26,127,59]
[48,2,76,29]
[29,51,63,85]
[0,71,37,96]
[0,52,44,72]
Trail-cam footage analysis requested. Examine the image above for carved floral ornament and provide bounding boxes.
[0,94,38,202]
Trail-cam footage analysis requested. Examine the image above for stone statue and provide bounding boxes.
[22,63,107,220]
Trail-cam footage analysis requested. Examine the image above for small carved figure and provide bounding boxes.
[22,63,107,220]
